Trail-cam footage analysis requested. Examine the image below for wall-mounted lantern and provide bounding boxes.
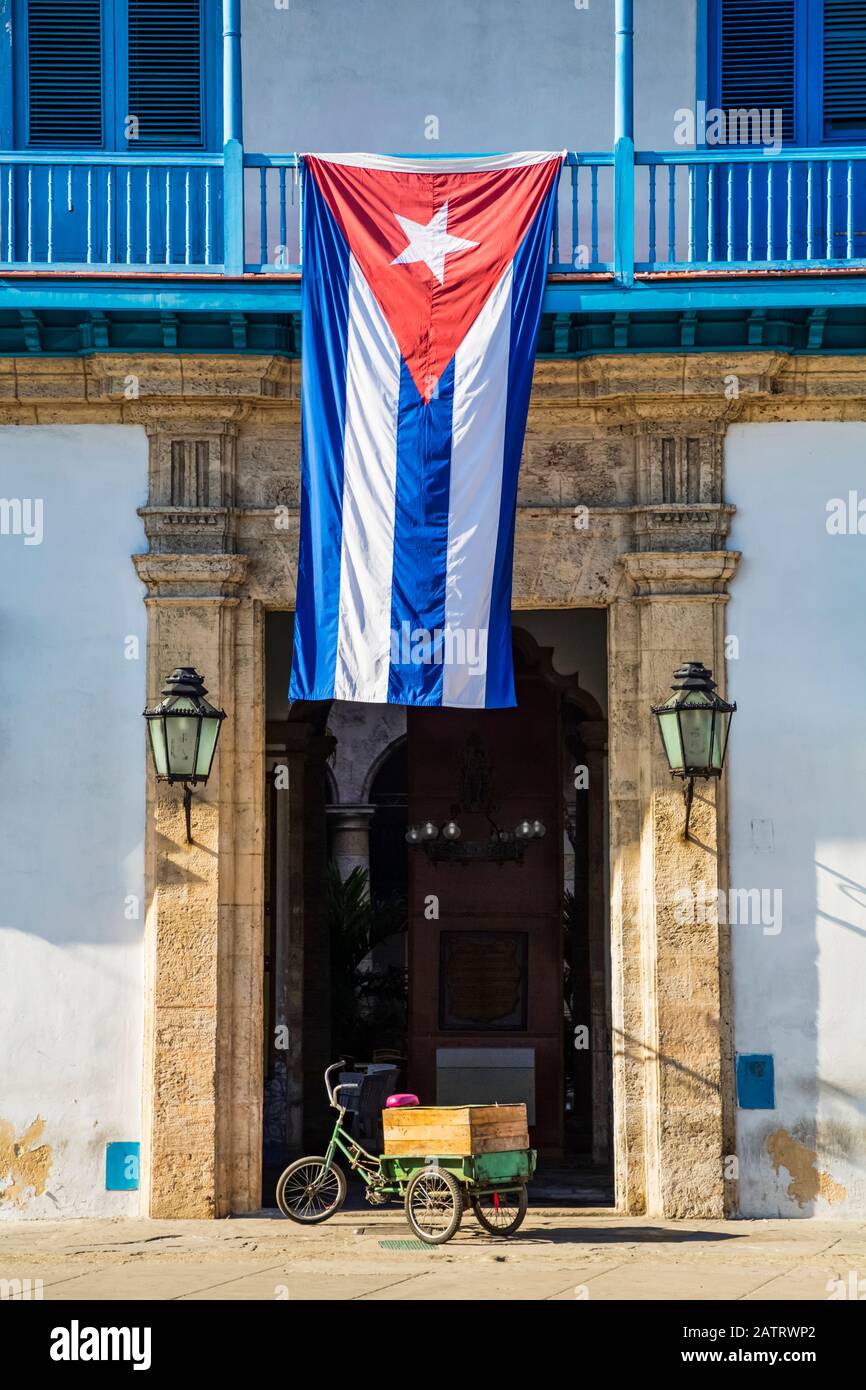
[143,667,226,843]
[651,661,735,840]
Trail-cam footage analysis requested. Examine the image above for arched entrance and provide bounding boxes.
[263,612,611,1199]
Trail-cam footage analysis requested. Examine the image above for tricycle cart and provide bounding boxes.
[275,1061,535,1244]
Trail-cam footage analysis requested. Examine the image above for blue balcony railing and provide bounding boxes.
[0,152,224,270]
[2,3,866,302]
[635,148,866,271]
[4,145,865,283]
[243,151,615,274]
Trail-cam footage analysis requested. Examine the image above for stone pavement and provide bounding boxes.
[2,1210,866,1301]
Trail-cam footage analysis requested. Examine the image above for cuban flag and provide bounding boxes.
[290,151,563,708]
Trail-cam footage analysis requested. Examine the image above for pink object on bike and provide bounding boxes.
[386,1093,419,1108]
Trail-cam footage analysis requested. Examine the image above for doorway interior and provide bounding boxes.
[262,609,613,1206]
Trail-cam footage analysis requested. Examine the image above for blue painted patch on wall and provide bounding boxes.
[105,1141,140,1191]
[736,1054,775,1110]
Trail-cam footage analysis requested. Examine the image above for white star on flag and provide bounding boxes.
[390,202,479,285]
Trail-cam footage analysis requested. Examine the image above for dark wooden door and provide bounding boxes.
[406,651,564,1154]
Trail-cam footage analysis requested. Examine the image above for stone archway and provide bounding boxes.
[131,353,748,1219]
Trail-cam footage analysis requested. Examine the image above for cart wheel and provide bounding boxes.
[275,1156,347,1224]
[404,1167,463,1244]
[470,1184,528,1236]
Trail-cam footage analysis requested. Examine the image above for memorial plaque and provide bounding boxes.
[439,931,528,1031]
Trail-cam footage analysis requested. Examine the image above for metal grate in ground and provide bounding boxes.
[377,1238,434,1251]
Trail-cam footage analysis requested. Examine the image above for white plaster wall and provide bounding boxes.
[727,422,866,1217]
[242,0,696,152]
[241,0,696,263]
[0,426,147,1218]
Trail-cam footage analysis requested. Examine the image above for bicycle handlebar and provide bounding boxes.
[324,1059,345,1106]
[325,1058,362,1110]
[332,1082,359,1109]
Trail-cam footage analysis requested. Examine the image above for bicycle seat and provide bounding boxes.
[386,1092,419,1108]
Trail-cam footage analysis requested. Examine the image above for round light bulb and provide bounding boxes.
[443,821,461,841]
[405,826,421,845]
[516,820,533,840]
[422,821,439,840]
[532,819,546,838]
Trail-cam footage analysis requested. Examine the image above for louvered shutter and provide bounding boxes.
[27,0,103,147]
[824,0,866,137]
[720,0,796,143]
[128,0,203,147]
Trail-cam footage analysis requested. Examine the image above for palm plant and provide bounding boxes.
[326,863,407,1056]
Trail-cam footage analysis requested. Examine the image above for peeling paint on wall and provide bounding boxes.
[0,426,146,1218]
[767,1129,847,1209]
[0,1117,52,1209]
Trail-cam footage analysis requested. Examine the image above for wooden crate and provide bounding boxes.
[381,1104,529,1158]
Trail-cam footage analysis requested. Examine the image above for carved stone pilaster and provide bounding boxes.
[637,425,722,504]
[140,421,240,554]
[631,504,735,552]
[133,423,262,1218]
[620,549,741,600]
[632,425,734,552]
[132,551,249,600]
[608,547,739,1217]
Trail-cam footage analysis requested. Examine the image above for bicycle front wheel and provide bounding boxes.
[275,1156,347,1224]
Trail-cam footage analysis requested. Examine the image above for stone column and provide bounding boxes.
[609,548,738,1217]
[301,731,336,1150]
[134,411,265,1218]
[326,804,376,881]
[270,728,307,1157]
[267,720,333,1158]
[578,719,611,1168]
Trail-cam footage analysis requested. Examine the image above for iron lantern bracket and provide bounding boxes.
[683,777,695,841]
[677,772,721,841]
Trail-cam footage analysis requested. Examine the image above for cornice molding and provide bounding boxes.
[619,549,741,598]
[3,353,866,415]
[132,551,249,599]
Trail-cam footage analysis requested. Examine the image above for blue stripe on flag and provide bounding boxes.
[289,172,352,702]
[387,359,455,706]
[484,182,560,708]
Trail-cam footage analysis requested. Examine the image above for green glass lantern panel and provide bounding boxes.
[147,718,168,778]
[194,715,222,779]
[164,713,200,778]
[678,705,715,769]
[711,709,730,770]
[657,707,685,771]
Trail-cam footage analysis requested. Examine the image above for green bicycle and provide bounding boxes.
[275,1060,535,1245]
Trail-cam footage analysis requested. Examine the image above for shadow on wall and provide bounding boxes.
[724,423,866,1219]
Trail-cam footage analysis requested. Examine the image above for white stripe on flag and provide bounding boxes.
[443,263,513,708]
[334,256,401,702]
[308,151,566,172]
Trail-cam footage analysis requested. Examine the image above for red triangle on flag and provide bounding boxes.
[305,156,561,402]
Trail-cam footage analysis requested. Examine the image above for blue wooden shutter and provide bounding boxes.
[823,0,866,137]
[26,0,103,147]
[720,0,796,143]
[128,0,203,147]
